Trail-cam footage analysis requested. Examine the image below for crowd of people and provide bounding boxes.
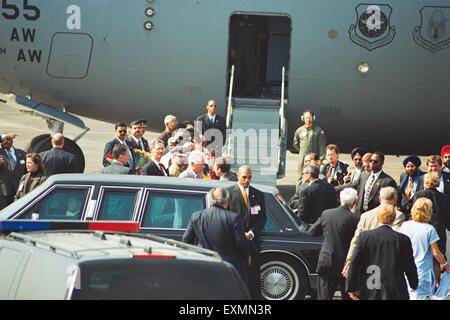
[289,109,450,300]
[1,103,449,300]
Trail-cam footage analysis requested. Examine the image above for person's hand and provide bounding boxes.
[445,264,450,273]
[342,264,349,278]
[245,231,253,240]
[349,291,359,300]
[343,174,351,184]
[0,156,4,166]
[230,49,236,59]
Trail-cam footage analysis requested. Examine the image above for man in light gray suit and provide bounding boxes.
[99,144,135,175]
[179,150,204,179]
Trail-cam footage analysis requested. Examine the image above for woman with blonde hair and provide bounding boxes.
[399,197,450,299]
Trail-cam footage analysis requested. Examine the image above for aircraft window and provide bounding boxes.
[97,189,138,221]
[17,188,89,220]
[141,191,205,229]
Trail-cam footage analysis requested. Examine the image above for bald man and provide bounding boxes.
[196,99,227,151]
[40,133,81,176]
[227,165,266,300]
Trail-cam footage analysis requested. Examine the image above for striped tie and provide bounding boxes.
[364,174,376,211]
[7,150,16,170]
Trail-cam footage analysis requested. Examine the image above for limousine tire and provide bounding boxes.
[260,254,309,300]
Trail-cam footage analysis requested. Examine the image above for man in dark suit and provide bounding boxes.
[0,136,26,196]
[309,188,359,300]
[397,155,424,218]
[320,144,349,186]
[99,144,135,175]
[353,151,397,215]
[128,120,150,152]
[196,99,227,152]
[227,165,266,299]
[182,187,250,282]
[0,155,15,210]
[213,156,237,181]
[346,205,418,300]
[142,139,169,176]
[298,165,337,224]
[102,122,135,171]
[40,133,81,176]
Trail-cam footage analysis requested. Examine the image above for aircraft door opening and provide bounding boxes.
[228,14,291,99]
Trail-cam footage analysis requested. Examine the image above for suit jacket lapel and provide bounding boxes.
[233,184,247,214]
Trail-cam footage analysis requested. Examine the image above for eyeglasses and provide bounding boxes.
[370,159,378,163]
[118,130,127,134]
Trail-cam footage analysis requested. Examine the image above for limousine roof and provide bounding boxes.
[39,174,279,194]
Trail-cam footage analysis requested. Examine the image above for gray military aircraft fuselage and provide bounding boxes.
[1,1,449,163]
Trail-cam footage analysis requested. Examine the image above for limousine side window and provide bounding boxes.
[141,191,205,229]
[17,188,89,220]
[263,208,280,233]
[97,189,139,221]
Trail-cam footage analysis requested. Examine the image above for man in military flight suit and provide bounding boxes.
[293,109,326,184]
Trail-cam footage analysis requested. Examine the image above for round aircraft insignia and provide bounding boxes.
[358,11,387,38]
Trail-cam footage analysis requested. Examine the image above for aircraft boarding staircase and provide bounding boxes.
[223,66,288,187]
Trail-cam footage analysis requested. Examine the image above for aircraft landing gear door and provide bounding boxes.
[228,14,291,99]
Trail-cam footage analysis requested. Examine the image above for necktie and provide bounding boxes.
[159,163,166,176]
[7,150,16,170]
[139,140,144,150]
[364,174,376,211]
[405,177,413,200]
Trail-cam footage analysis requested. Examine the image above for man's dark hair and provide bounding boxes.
[115,122,127,130]
[372,151,385,163]
[173,123,187,131]
[306,152,319,161]
[129,120,142,127]
[214,157,231,173]
[112,144,129,160]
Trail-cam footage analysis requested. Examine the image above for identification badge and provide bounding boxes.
[18,183,24,192]
[20,159,25,164]
[250,206,259,215]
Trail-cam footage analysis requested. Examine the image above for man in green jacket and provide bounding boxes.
[293,109,326,184]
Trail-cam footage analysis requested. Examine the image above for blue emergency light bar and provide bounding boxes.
[0,220,140,234]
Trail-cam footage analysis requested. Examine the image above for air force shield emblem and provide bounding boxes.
[413,6,450,53]
[349,4,396,51]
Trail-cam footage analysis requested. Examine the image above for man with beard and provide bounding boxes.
[398,155,424,219]
[442,145,450,173]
